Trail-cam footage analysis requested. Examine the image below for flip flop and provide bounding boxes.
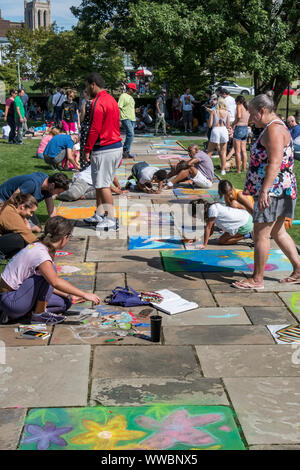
[280,276,300,284]
[232,280,264,290]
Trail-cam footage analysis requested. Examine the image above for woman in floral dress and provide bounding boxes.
[232,92,300,289]
[79,91,92,171]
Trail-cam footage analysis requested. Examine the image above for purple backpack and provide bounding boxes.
[104,286,150,307]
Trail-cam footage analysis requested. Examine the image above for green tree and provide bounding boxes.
[0,63,18,94]
[36,29,125,91]
[72,0,300,107]
[219,0,300,107]
[5,25,57,79]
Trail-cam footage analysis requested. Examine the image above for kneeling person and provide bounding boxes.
[0,216,100,324]
[0,193,38,261]
[44,134,80,170]
[127,162,167,194]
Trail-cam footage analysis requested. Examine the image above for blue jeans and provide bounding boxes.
[122,119,135,153]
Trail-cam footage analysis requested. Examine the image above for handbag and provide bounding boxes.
[104,286,150,307]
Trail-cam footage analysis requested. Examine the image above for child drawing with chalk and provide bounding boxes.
[189,199,253,248]
[0,216,100,325]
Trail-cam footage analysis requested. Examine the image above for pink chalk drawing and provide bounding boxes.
[136,409,222,449]
[219,426,231,432]
[247,263,277,272]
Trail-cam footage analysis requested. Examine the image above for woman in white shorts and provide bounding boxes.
[207,98,230,175]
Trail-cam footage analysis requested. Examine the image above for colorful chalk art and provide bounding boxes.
[19,405,245,450]
[267,325,300,344]
[129,236,185,250]
[161,249,293,272]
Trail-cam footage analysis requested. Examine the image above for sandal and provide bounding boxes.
[280,275,300,285]
[232,280,264,290]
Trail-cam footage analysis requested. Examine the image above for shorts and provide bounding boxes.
[210,127,229,144]
[183,110,193,123]
[132,162,149,182]
[91,147,123,189]
[62,121,76,133]
[233,125,248,141]
[192,170,213,189]
[253,196,296,224]
[237,214,253,235]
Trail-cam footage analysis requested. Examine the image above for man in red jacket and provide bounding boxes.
[84,72,123,231]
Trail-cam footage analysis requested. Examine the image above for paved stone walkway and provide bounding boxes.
[1,134,300,450]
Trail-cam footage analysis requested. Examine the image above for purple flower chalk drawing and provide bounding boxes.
[136,409,223,449]
[22,422,73,450]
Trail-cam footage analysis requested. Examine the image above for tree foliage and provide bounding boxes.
[73,0,300,107]
[36,29,125,91]
[5,25,57,79]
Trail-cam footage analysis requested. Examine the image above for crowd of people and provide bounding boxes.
[0,72,299,326]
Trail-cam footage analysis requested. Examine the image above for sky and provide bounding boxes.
[0,0,82,30]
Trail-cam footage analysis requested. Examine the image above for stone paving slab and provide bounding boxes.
[126,272,207,291]
[224,378,300,444]
[64,236,87,254]
[161,307,251,326]
[214,292,284,307]
[163,325,274,345]
[88,237,129,251]
[95,273,125,291]
[89,250,162,263]
[196,345,300,377]
[250,445,300,450]
[244,307,297,325]
[60,275,94,292]
[72,226,99,237]
[0,408,27,450]
[278,292,300,318]
[0,346,91,408]
[256,280,300,292]
[202,272,248,285]
[0,326,52,347]
[90,377,229,407]
[96,259,164,273]
[50,325,155,346]
[92,346,201,379]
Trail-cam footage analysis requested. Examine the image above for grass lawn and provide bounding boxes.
[179,138,300,246]
[0,137,69,225]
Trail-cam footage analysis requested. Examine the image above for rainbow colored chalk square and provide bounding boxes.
[161,249,292,272]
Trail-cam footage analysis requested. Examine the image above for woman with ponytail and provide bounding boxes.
[0,193,38,261]
[0,216,100,324]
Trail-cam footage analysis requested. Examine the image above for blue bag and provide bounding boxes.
[104,286,150,307]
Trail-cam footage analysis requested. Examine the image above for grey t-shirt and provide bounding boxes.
[194,151,214,181]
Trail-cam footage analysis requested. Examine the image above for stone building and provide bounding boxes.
[0,9,23,65]
[24,0,51,30]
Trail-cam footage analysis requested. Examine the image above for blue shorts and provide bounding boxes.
[233,125,248,141]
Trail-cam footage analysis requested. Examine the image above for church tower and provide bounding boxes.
[24,0,51,30]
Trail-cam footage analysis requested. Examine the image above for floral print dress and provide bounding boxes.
[244,119,297,200]
[80,100,92,171]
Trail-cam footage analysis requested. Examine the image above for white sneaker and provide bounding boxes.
[83,212,105,226]
[221,170,226,176]
[96,218,119,232]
